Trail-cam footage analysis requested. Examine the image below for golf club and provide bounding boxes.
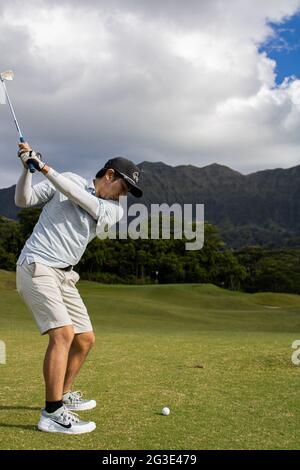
[0,70,36,173]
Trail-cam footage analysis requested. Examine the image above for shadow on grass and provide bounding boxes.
[0,406,41,411]
[0,423,37,431]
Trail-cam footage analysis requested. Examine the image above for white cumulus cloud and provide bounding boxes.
[0,0,300,188]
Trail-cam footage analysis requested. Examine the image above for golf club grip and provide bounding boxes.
[19,136,36,173]
[28,163,36,173]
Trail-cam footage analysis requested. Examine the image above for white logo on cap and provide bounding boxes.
[133,171,139,182]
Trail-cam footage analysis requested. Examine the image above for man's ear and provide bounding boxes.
[106,168,115,181]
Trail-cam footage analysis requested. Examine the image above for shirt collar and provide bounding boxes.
[87,177,96,195]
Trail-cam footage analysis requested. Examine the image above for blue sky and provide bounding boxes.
[260,13,300,85]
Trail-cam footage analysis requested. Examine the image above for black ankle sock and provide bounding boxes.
[45,400,63,414]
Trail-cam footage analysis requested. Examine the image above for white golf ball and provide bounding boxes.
[162,407,170,416]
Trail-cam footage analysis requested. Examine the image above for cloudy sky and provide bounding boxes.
[1,0,300,188]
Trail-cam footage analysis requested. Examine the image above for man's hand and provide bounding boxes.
[18,142,32,154]
[18,142,46,172]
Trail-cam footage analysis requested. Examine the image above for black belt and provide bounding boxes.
[57,265,73,271]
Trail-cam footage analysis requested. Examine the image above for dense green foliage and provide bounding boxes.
[0,209,299,293]
[237,246,300,294]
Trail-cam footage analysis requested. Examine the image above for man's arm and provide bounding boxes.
[41,165,100,220]
[41,165,123,227]
[14,167,56,207]
[15,143,98,214]
[17,144,123,227]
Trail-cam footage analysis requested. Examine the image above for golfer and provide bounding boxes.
[15,142,142,434]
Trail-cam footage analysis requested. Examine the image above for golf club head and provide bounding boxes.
[0,70,14,81]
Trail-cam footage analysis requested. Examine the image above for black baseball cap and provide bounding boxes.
[103,157,143,198]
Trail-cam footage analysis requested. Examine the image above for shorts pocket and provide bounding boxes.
[32,263,52,278]
[20,261,35,276]
[71,270,80,284]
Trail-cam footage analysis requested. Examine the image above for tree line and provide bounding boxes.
[0,208,299,294]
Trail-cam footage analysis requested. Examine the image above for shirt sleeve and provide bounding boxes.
[45,168,100,219]
[31,179,56,205]
[96,199,124,237]
[14,168,56,207]
[45,168,124,231]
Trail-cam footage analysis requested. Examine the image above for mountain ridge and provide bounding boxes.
[1,162,299,248]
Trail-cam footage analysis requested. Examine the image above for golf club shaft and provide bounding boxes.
[1,80,36,173]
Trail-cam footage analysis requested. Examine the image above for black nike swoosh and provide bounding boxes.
[51,419,72,429]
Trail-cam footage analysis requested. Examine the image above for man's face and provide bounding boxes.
[94,169,131,200]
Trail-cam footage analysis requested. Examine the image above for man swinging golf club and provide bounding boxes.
[15,142,143,434]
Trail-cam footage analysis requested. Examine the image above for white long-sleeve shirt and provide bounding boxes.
[15,167,123,268]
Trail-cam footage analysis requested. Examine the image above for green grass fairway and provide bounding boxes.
[0,268,300,450]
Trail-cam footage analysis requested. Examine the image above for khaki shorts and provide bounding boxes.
[16,260,93,335]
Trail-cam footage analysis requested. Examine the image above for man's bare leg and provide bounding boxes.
[63,331,95,393]
[43,325,75,401]
[38,325,96,433]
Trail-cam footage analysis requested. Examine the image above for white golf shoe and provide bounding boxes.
[62,390,97,411]
[37,405,96,434]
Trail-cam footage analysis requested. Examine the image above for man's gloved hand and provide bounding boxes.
[18,142,46,172]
